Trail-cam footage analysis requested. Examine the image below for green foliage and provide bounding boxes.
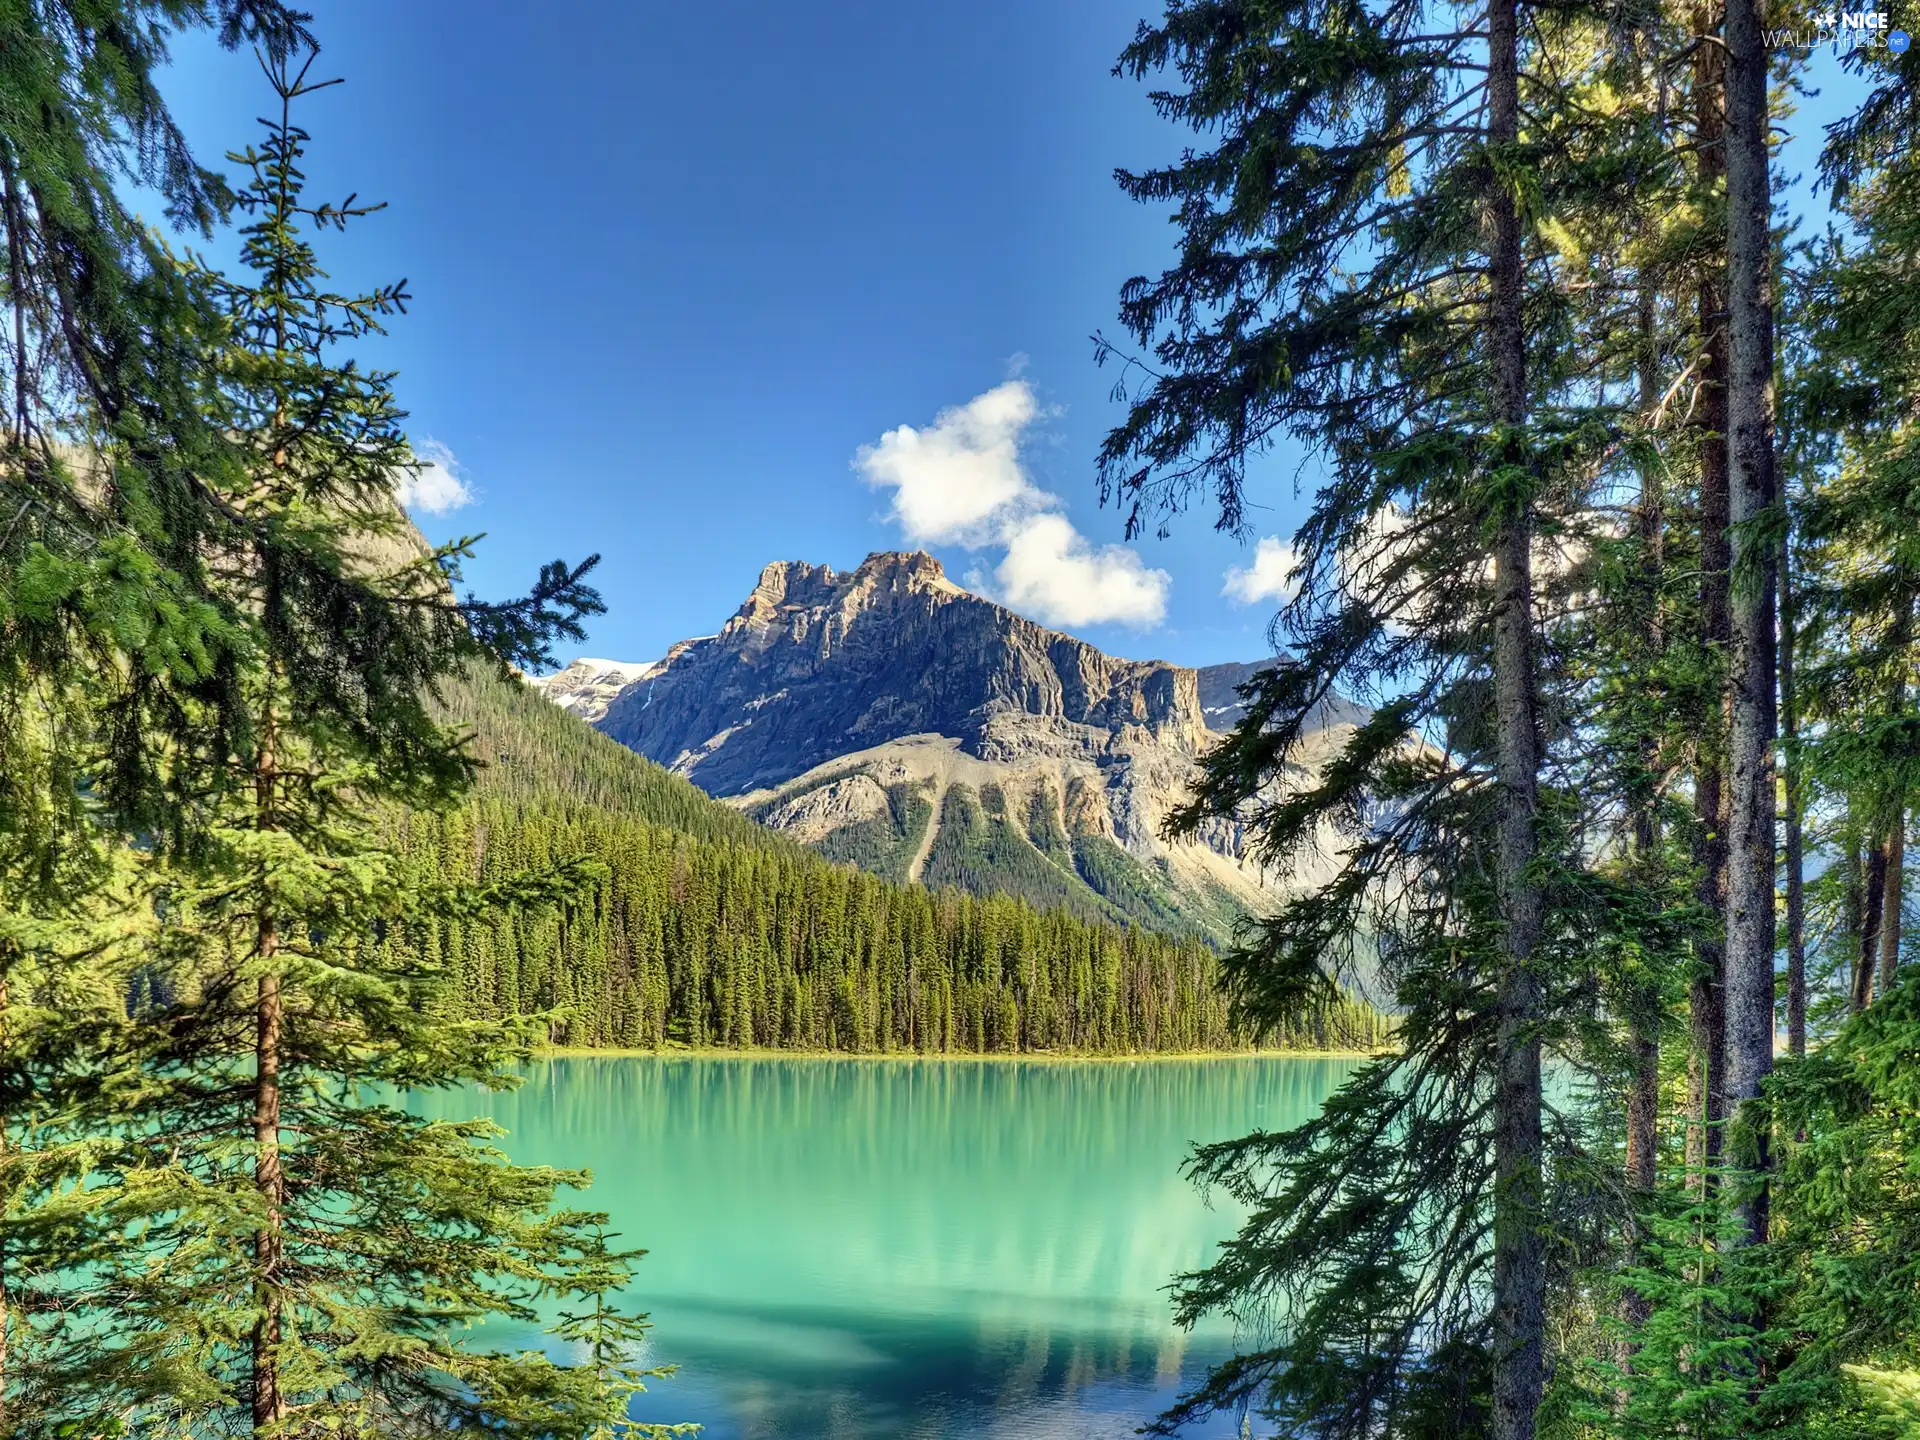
[1097,0,1694,1433]
[1844,1368,1920,1439]
[548,1227,701,1440]
[1570,1189,1802,1439]
[812,782,931,884]
[922,783,1116,926]
[1068,833,1231,940]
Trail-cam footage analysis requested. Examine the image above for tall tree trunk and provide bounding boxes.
[1879,809,1904,995]
[1688,5,1730,1199]
[1,149,34,448]
[1487,0,1546,1431]
[0,149,31,1427]
[1625,277,1664,1334]
[1861,837,1889,1009]
[1880,600,1911,1000]
[252,713,286,1436]
[1849,842,1876,1011]
[1723,0,1779,1252]
[1780,529,1806,1055]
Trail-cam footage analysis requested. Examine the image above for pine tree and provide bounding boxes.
[1092,0,1662,1430]
[7,48,664,1436]
[0,1,314,1419]
[1718,0,1779,1253]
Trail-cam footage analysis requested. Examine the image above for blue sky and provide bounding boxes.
[153,2,1867,671]
[154,0,1317,671]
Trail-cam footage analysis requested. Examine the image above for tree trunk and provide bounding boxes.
[252,717,286,1436]
[1860,838,1889,1011]
[1,147,36,450]
[1849,842,1876,1011]
[1722,0,1777,1252]
[1487,0,1546,1431]
[1780,530,1806,1056]
[1624,278,1664,1334]
[1688,2,1730,1200]
[1879,811,1904,995]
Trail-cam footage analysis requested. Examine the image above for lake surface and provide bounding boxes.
[421,1055,1359,1439]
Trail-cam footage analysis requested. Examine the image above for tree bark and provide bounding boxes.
[1722,0,1777,1252]
[1879,810,1904,996]
[1851,842,1878,1011]
[252,715,286,1436]
[1487,0,1546,1431]
[1780,529,1806,1056]
[1688,2,1730,1200]
[1624,277,1664,1335]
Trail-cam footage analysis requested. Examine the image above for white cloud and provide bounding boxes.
[855,381,1041,546]
[396,439,476,516]
[1222,536,1301,606]
[996,513,1170,628]
[854,380,1170,629]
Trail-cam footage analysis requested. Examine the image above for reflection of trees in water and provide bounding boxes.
[477,1055,1358,1314]
[426,1058,1351,1440]
[630,1297,1229,1440]
[507,1053,1356,1152]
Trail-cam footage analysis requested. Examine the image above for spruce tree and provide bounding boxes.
[1094,0,1665,1431]
[0,1,312,1418]
[6,48,674,1437]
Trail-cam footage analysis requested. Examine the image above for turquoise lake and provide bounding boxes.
[421,1055,1359,1439]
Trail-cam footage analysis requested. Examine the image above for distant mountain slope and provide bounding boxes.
[1195,660,1373,734]
[420,662,1386,1054]
[529,657,665,724]
[532,552,1361,944]
[435,662,797,850]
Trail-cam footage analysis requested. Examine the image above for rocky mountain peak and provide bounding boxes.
[598,554,1216,797]
[533,556,1362,943]
[530,656,665,724]
[737,551,963,624]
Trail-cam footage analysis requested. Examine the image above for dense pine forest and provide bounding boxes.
[413,667,1387,1055]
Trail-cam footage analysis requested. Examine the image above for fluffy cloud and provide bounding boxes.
[855,381,1041,546]
[1222,536,1301,606]
[855,381,1169,629]
[996,513,1170,628]
[395,439,476,516]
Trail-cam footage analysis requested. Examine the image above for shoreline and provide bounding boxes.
[530,1044,1383,1063]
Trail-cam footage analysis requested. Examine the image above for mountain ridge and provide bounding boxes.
[535,551,1358,943]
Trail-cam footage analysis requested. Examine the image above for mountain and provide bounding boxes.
[389,506,1383,1051]
[419,661,1387,1054]
[1194,659,1373,734]
[530,656,670,724]
[532,551,1359,944]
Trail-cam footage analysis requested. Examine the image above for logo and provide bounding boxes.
[1770,7,1908,50]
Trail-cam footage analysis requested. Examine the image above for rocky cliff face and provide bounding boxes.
[531,657,668,725]
[1195,660,1375,733]
[536,552,1356,942]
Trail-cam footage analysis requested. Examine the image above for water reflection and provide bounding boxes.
[417,1056,1357,1439]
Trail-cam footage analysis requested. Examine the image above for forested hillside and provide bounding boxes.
[411,666,1386,1054]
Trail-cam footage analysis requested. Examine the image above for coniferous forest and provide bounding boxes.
[1,0,1919,1434]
